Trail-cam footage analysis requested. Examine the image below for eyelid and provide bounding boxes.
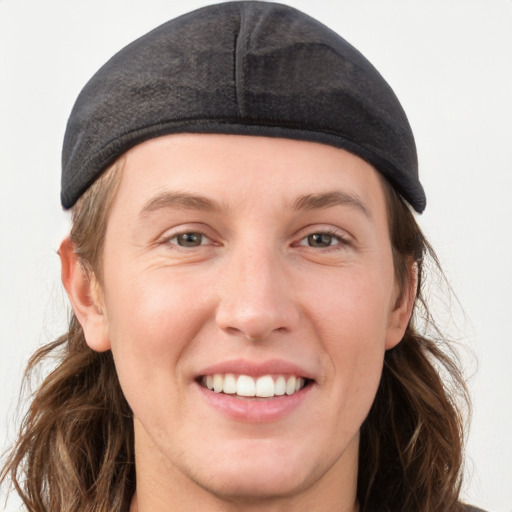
[157,224,219,247]
[297,233,342,247]
[293,225,352,245]
[169,232,213,246]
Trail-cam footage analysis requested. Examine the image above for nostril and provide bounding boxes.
[214,273,301,340]
[216,311,289,342]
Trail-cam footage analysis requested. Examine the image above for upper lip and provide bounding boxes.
[197,358,315,380]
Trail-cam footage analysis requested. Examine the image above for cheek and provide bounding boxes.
[306,264,394,345]
[305,267,392,411]
[102,270,206,412]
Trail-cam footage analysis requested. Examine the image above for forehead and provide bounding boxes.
[112,133,387,217]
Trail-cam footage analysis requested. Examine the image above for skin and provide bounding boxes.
[61,134,415,512]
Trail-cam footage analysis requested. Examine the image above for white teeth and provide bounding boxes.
[285,376,296,395]
[275,376,286,396]
[202,373,307,397]
[236,375,256,397]
[255,375,274,397]
[213,374,223,393]
[223,373,237,394]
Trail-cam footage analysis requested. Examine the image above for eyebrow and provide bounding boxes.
[140,191,222,217]
[292,191,371,218]
[139,189,370,219]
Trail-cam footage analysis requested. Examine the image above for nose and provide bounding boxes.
[215,245,300,341]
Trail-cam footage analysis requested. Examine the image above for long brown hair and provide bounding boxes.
[1,161,469,512]
[358,180,469,512]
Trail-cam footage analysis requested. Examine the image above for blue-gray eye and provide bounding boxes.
[306,233,337,248]
[175,233,204,247]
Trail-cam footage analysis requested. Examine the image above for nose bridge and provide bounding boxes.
[215,238,298,340]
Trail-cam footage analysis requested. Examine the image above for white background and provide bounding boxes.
[1,1,511,511]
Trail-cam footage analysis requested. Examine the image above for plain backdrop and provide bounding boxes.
[1,1,511,511]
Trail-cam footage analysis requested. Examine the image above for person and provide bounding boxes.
[0,2,487,511]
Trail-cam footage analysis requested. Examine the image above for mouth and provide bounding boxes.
[198,373,311,399]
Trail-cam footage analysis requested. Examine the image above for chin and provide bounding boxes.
[195,461,312,503]
[180,438,331,503]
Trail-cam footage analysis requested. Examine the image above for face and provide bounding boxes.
[73,134,412,509]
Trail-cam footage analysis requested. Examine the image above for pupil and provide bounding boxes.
[178,233,202,247]
[308,233,332,247]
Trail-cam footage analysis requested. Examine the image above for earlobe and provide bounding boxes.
[385,262,418,350]
[59,237,111,352]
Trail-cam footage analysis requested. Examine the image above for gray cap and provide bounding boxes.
[61,1,426,212]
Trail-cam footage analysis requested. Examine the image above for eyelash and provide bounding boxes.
[161,227,350,251]
[164,231,213,248]
[295,228,351,250]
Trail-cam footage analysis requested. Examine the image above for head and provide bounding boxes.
[60,132,424,509]
[3,3,468,512]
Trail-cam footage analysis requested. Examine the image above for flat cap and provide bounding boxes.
[61,1,426,212]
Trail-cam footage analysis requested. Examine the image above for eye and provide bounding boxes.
[169,232,211,247]
[297,231,348,249]
[305,233,338,248]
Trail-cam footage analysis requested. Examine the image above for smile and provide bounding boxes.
[200,373,308,398]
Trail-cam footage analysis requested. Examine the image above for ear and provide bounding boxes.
[59,237,111,352]
[385,261,417,350]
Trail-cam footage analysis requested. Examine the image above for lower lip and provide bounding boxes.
[196,382,311,423]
